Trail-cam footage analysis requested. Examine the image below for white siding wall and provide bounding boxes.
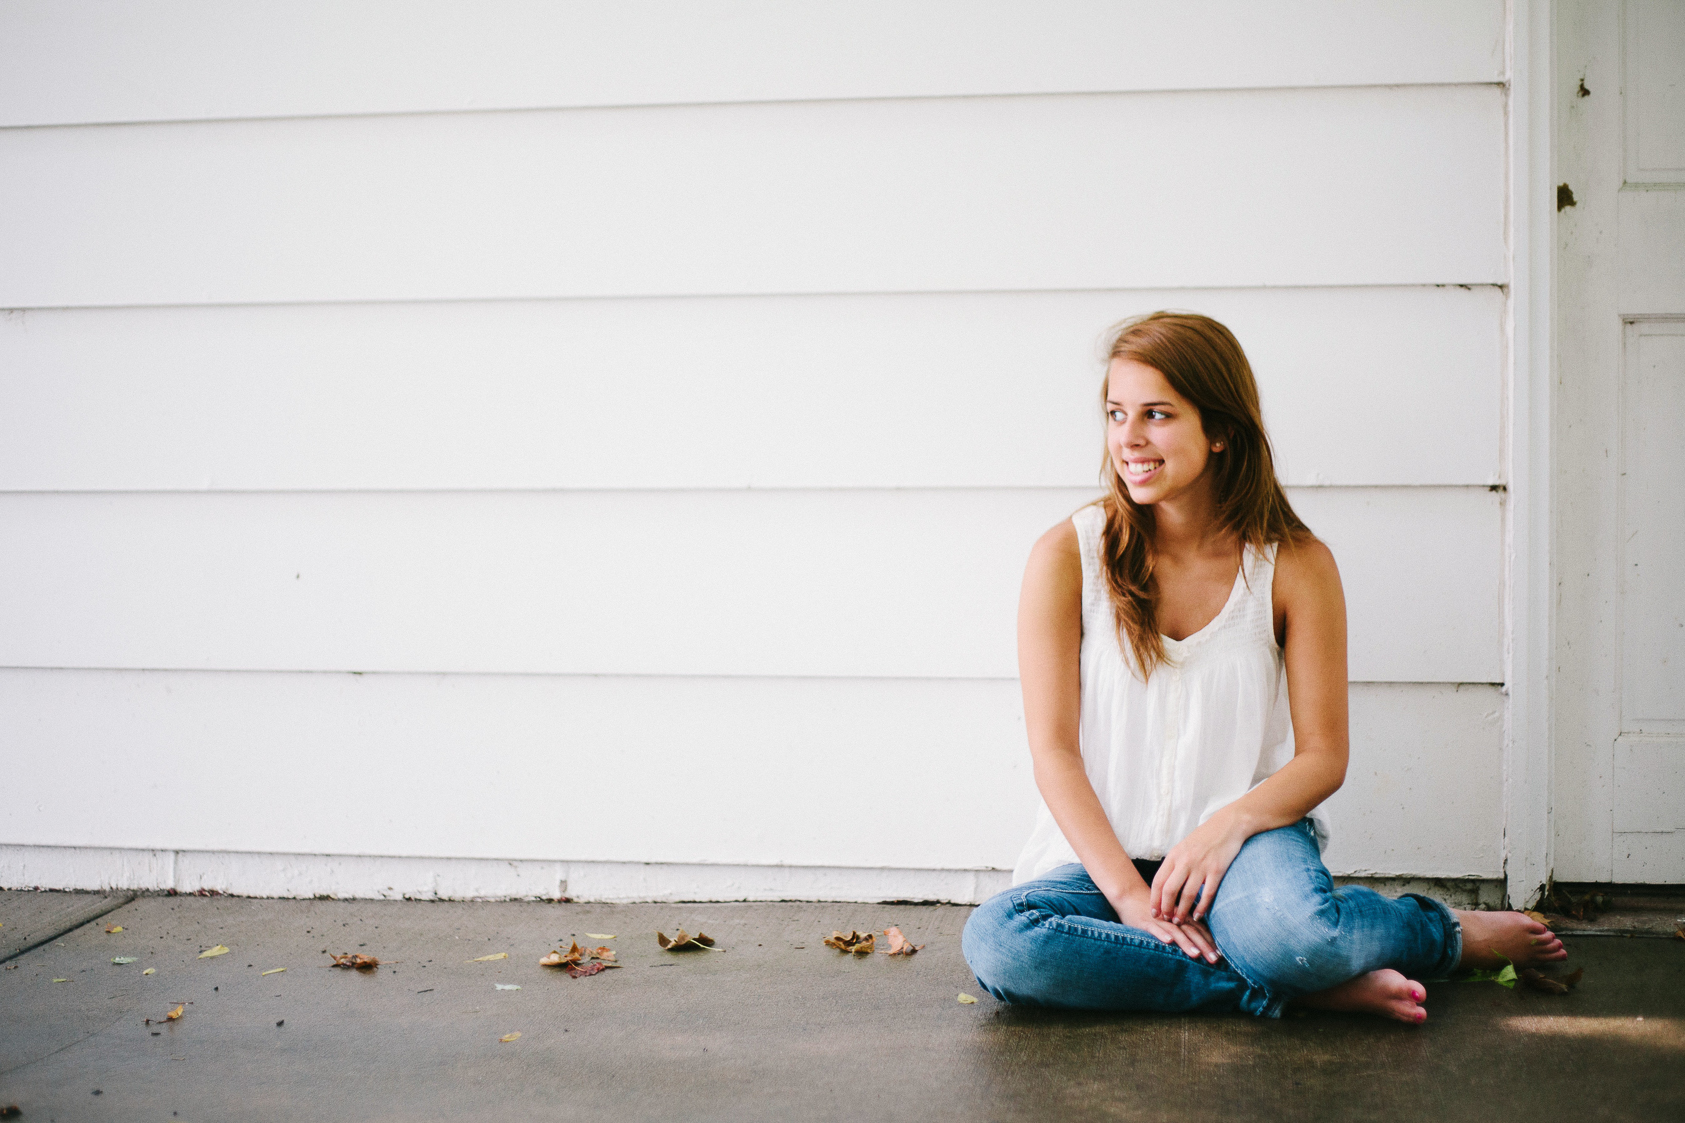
[0,1,1512,897]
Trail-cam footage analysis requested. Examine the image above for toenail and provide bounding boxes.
[1415,1010,1425,1021]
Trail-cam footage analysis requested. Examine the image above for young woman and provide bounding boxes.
[961,312,1565,1023]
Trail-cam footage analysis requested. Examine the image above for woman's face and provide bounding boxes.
[1105,357,1220,507]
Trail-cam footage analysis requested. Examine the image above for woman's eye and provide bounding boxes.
[1107,409,1126,422]
[1146,409,1169,420]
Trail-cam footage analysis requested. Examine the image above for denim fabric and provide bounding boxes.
[963,819,1462,1017]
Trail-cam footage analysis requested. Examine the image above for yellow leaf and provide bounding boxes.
[584,933,616,940]
[957,993,978,1004]
[143,968,156,975]
[51,978,68,983]
[165,1004,184,1021]
[198,945,230,959]
[105,924,124,934]
[260,967,286,976]
[470,953,509,962]
[498,1032,521,1043]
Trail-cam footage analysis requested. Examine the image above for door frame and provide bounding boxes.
[1504,0,1556,909]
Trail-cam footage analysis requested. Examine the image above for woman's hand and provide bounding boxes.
[1150,814,1248,925]
[1111,890,1221,964]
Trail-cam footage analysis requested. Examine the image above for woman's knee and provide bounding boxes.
[962,891,1031,999]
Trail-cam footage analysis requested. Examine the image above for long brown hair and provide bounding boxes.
[1098,312,1307,678]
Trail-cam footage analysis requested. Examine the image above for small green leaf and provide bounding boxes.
[112,956,137,964]
[1496,963,1517,988]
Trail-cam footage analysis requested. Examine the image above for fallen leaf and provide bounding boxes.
[260,967,286,976]
[590,946,617,962]
[880,927,926,956]
[823,930,875,955]
[495,984,521,991]
[198,945,230,959]
[470,952,509,962]
[563,961,619,978]
[541,941,585,966]
[142,968,156,976]
[657,930,718,951]
[327,953,381,971]
[1520,968,1570,994]
[1,1104,19,1118]
[584,933,616,940]
[499,1032,521,1043]
[112,956,138,964]
[1523,910,1548,924]
[1464,959,1518,989]
[958,993,978,1004]
[51,978,68,983]
[1676,928,1684,941]
[105,924,124,934]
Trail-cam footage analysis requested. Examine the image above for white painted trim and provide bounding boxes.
[0,845,1011,905]
[1503,0,1556,908]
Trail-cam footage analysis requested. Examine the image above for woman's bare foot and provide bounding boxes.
[1295,969,1427,1024]
[1455,910,1568,970]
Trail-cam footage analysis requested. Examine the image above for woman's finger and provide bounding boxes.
[1172,871,1204,923]
[1156,921,1202,959]
[1190,864,1230,922]
[1180,921,1219,963]
[1152,863,1185,920]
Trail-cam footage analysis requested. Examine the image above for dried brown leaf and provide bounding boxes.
[562,961,619,978]
[880,927,925,956]
[823,930,875,955]
[1676,928,1685,941]
[1561,967,1584,988]
[104,924,124,934]
[1520,968,1570,994]
[0,1104,20,1118]
[657,930,718,951]
[1522,910,1548,925]
[590,946,617,962]
[328,953,381,971]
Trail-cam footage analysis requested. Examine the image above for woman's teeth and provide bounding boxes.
[1125,460,1163,477]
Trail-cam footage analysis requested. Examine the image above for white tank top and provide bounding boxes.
[1012,503,1329,884]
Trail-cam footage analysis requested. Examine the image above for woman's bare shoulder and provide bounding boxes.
[1272,532,1343,606]
[1024,514,1083,592]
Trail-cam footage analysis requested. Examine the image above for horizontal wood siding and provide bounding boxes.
[0,488,1498,683]
[0,670,1502,877]
[0,7,1513,882]
[0,1,1505,126]
[0,287,1502,491]
[0,86,1504,308]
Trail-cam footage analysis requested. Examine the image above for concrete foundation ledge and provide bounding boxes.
[0,845,1012,904]
[0,844,1505,907]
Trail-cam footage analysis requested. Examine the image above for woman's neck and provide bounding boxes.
[1146,480,1231,560]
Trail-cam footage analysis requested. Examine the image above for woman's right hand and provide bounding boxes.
[1110,890,1221,964]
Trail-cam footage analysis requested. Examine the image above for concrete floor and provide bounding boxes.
[1,892,1681,1122]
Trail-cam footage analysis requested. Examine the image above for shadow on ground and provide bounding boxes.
[1,893,1680,1122]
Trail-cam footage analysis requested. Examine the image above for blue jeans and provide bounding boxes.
[963,820,1462,1017]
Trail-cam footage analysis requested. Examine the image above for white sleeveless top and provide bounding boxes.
[1012,503,1329,884]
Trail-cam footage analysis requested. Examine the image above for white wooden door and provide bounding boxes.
[1556,0,1685,883]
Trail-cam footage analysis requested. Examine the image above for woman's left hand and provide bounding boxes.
[1150,814,1248,925]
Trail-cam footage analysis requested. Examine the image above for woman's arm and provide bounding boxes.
[1149,535,1351,925]
[1019,519,1220,962]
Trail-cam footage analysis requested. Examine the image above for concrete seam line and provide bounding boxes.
[0,891,138,965]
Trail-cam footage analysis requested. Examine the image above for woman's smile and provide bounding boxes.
[1106,357,1216,506]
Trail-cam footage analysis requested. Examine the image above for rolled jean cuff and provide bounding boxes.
[1402,892,1464,980]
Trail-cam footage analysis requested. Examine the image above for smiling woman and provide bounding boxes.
[961,312,1565,1023]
